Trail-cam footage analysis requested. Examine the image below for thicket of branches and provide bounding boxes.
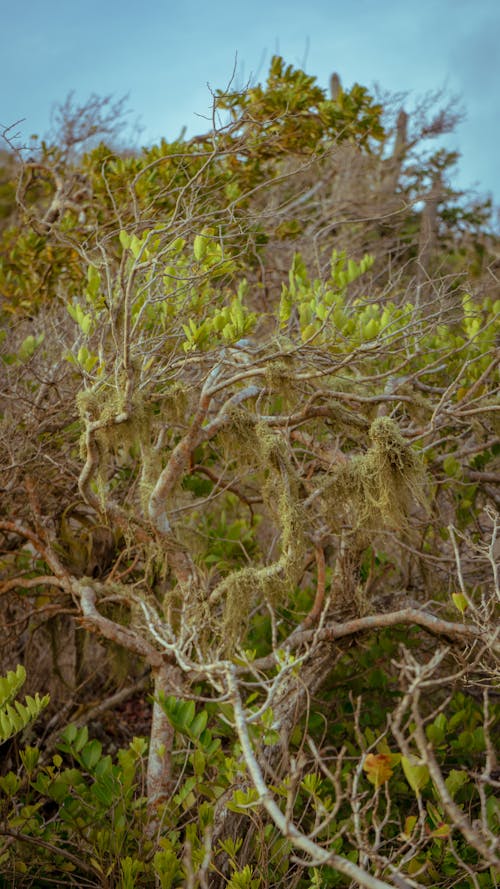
[0,57,498,888]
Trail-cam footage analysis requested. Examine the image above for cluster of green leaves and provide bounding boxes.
[2,647,496,887]
[298,635,499,887]
[0,687,257,886]
[1,53,495,333]
[0,52,498,889]
[216,55,385,156]
[278,249,499,376]
[1,726,154,885]
[0,665,49,743]
[0,227,82,315]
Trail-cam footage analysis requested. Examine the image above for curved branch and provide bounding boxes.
[250,607,489,672]
[0,575,64,596]
[302,608,485,645]
[148,365,224,533]
[0,519,69,580]
[226,665,411,889]
[76,582,165,668]
[302,544,326,628]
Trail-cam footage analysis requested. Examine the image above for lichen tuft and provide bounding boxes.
[321,416,427,531]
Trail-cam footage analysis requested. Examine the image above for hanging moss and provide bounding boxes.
[77,382,153,510]
[76,388,101,422]
[219,525,304,647]
[138,439,162,516]
[219,406,260,464]
[321,416,428,531]
[158,380,190,424]
[210,411,306,648]
[264,358,299,407]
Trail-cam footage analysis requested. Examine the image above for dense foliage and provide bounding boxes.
[0,57,498,888]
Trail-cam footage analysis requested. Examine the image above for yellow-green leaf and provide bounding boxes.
[443,455,462,478]
[194,234,208,262]
[401,756,430,793]
[452,593,469,613]
[403,815,417,837]
[119,230,131,250]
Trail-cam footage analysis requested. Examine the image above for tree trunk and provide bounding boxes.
[416,171,442,307]
[147,662,182,816]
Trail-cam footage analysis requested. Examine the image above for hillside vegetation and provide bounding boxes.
[0,57,499,888]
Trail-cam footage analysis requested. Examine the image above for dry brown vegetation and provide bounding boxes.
[0,57,498,888]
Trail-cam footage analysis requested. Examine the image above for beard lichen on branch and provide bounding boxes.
[208,410,307,649]
[320,416,428,532]
[76,383,152,510]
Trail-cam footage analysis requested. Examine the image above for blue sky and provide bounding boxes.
[2,0,499,206]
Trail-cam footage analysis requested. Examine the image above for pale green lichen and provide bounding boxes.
[159,381,190,424]
[321,416,428,531]
[77,381,160,514]
[264,357,299,407]
[210,410,306,648]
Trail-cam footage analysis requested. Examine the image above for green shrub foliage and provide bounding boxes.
[0,57,498,887]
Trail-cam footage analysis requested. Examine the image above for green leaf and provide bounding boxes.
[403,814,417,837]
[153,845,180,889]
[0,698,49,742]
[401,756,430,793]
[119,230,131,250]
[0,772,21,796]
[228,787,260,813]
[86,265,101,295]
[189,710,208,739]
[486,795,500,831]
[73,725,89,752]
[80,739,103,771]
[17,333,44,362]
[445,769,469,798]
[443,456,462,478]
[226,864,261,889]
[347,258,359,282]
[202,736,221,758]
[426,713,447,745]
[130,234,143,258]
[178,700,196,730]
[0,665,26,708]
[129,736,148,757]
[61,723,78,745]
[81,315,93,335]
[301,322,319,342]
[173,776,196,807]
[160,695,199,734]
[316,302,327,321]
[278,286,292,326]
[20,746,40,772]
[169,236,185,253]
[191,748,205,777]
[364,318,379,340]
[194,234,208,262]
[77,346,98,372]
[452,592,469,614]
